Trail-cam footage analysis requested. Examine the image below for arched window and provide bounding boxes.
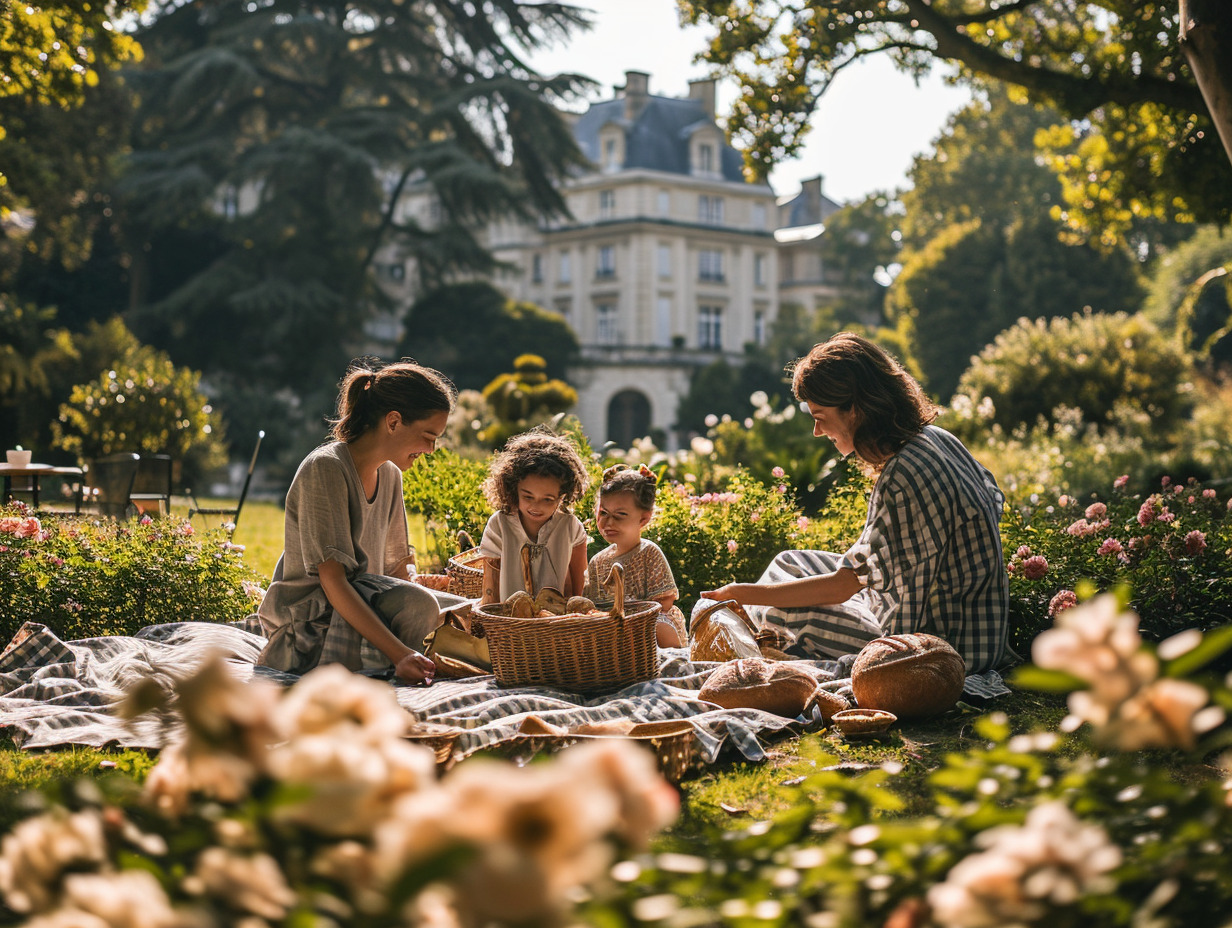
[607,390,651,450]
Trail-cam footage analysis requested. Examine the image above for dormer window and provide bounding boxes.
[599,125,623,173]
[697,143,714,174]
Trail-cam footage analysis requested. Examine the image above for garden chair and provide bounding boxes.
[188,430,264,532]
[84,453,141,520]
[130,453,174,517]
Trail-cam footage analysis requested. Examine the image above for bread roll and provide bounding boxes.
[698,658,849,720]
[850,633,965,719]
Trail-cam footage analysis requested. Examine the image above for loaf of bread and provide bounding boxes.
[850,633,965,719]
[689,599,761,662]
[698,658,849,720]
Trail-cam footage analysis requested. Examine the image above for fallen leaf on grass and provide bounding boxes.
[719,802,749,816]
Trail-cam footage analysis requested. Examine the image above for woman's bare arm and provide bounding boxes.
[702,567,862,609]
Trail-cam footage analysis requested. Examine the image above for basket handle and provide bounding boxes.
[603,562,625,619]
[692,598,758,634]
[520,543,536,596]
[457,529,475,552]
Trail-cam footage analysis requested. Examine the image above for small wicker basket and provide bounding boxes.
[473,560,660,694]
[405,722,463,770]
[496,720,699,785]
[446,529,485,599]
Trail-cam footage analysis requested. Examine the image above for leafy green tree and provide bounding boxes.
[680,1,1232,241]
[480,354,578,448]
[675,356,789,437]
[51,321,227,484]
[398,282,579,391]
[811,192,898,326]
[118,0,594,403]
[1142,225,1232,368]
[951,311,1192,440]
[887,90,1145,400]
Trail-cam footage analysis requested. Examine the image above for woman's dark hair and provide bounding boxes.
[790,333,938,465]
[330,358,457,443]
[483,427,590,514]
[598,464,657,511]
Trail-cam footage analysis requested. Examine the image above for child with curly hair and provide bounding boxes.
[478,429,590,604]
[586,464,688,647]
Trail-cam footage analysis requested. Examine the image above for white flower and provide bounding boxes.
[59,870,198,928]
[271,664,410,742]
[0,809,107,913]
[927,802,1120,927]
[192,847,297,920]
[266,731,437,837]
[1099,677,1212,752]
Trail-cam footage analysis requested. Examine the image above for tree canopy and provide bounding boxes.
[119,0,594,408]
[680,0,1232,240]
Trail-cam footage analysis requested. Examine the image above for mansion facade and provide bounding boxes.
[380,71,842,450]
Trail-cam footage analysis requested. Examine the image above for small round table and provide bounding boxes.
[0,463,85,510]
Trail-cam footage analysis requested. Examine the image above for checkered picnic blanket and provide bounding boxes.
[0,620,856,765]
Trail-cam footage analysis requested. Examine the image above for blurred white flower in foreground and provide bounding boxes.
[1032,594,1222,751]
[927,801,1121,927]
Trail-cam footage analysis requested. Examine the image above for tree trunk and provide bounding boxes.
[1179,0,1232,167]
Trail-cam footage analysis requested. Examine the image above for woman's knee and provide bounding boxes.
[372,580,442,646]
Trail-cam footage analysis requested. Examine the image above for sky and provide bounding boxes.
[523,0,973,205]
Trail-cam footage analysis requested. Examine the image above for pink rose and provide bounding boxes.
[1158,509,1176,524]
[1113,475,1130,489]
[776,484,787,494]
[1057,495,1072,507]
[1048,589,1078,616]
[1016,545,1033,559]
[1084,502,1106,520]
[726,539,738,553]
[1203,489,1216,499]
[0,516,21,535]
[771,466,785,478]
[1096,538,1123,557]
[1184,530,1207,555]
[1137,498,1159,527]
[1021,555,1049,580]
[1161,475,1172,488]
[14,517,41,539]
[1065,519,1096,537]
[796,516,810,532]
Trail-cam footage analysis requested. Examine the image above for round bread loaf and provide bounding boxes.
[851,633,965,719]
[698,658,849,720]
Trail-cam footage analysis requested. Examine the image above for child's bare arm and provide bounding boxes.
[566,542,587,598]
[653,592,678,613]
[481,557,501,604]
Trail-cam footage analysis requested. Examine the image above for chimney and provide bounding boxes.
[803,175,823,219]
[688,77,716,119]
[623,70,650,121]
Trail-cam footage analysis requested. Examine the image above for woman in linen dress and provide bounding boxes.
[703,333,1011,698]
[257,360,456,684]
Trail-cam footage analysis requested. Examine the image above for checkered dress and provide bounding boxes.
[750,426,1011,699]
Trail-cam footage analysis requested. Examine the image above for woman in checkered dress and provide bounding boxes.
[702,333,1011,698]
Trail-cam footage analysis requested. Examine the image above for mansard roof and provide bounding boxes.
[573,95,747,183]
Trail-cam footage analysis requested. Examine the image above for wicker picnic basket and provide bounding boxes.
[496,719,700,785]
[446,529,485,598]
[472,558,660,694]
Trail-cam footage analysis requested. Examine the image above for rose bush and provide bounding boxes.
[0,503,264,642]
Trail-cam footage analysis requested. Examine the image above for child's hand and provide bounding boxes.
[395,651,435,685]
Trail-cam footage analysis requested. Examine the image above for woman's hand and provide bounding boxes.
[389,552,417,579]
[701,583,757,604]
[395,651,435,685]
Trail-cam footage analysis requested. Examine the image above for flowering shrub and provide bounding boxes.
[0,658,678,927]
[637,467,829,606]
[585,597,1232,928]
[401,448,494,569]
[1000,475,1232,650]
[0,504,263,642]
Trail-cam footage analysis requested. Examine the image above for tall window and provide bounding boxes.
[596,303,618,345]
[754,252,766,287]
[698,195,724,225]
[699,249,724,282]
[596,245,616,278]
[599,189,615,220]
[751,203,767,230]
[531,253,543,283]
[602,137,619,172]
[781,252,794,283]
[754,310,766,345]
[657,190,670,216]
[657,244,672,278]
[559,251,571,284]
[698,306,723,350]
[656,296,672,346]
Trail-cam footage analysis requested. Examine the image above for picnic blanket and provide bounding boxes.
[0,620,857,767]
